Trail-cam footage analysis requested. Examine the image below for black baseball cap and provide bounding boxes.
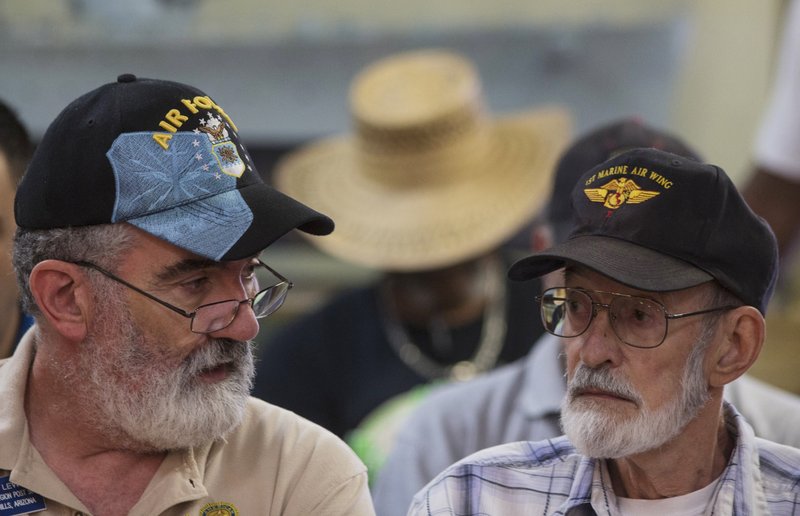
[15,74,334,261]
[509,147,778,313]
[547,117,702,234]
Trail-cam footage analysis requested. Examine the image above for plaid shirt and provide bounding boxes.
[409,403,800,515]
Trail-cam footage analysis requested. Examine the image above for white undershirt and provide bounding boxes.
[616,476,721,516]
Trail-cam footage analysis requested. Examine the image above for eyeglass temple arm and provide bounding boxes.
[258,260,294,289]
[665,305,740,320]
[72,261,195,319]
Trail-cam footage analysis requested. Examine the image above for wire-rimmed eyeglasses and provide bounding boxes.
[535,287,738,349]
[73,259,293,334]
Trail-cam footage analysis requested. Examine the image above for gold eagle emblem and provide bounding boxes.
[199,124,227,141]
[584,178,660,209]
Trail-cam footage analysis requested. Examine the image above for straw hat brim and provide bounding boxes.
[276,106,571,271]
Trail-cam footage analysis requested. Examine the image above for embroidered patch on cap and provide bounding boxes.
[107,131,253,260]
[584,177,660,209]
[0,477,46,516]
[583,164,673,213]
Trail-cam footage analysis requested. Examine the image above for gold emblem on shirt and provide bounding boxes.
[200,502,238,516]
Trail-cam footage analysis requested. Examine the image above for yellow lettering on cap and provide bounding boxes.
[193,96,214,109]
[152,132,173,150]
[154,96,240,150]
[648,170,673,189]
[181,98,200,114]
[597,165,628,180]
[158,121,177,133]
[165,109,188,128]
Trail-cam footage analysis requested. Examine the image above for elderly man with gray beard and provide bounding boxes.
[409,148,800,515]
[4,75,375,515]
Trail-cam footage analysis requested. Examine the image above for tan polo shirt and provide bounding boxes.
[0,329,375,515]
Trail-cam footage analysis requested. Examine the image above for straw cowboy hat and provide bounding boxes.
[276,48,571,271]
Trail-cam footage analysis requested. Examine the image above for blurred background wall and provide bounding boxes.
[2,0,797,391]
[0,0,782,177]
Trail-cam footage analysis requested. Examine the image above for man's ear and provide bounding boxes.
[708,306,765,388]
[28,260,93,342]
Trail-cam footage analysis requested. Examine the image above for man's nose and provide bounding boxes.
[577,304,622,369]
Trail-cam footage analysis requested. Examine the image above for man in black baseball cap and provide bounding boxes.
[509,147,778,311]
[410,148,800,514]
[6,75,374,514]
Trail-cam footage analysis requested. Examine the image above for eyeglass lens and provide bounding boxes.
[191,273,292,334]
[539,287,667,348]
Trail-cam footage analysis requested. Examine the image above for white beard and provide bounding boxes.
[560,336,711,459]
[61,288,255,452]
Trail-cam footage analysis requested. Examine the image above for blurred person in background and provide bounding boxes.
[375,118,800,514]
[0,99,34,358]
[252,49,571,445]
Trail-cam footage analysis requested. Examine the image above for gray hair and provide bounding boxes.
[13,224,135,316]
[693,281,744,349]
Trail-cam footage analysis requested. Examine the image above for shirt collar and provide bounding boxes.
[0,327,36,470]
[13,312,34,351]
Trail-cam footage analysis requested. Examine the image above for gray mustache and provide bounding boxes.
[567,364,643,404]
[182,339,251,376]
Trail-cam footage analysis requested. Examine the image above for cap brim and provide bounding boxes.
[508,235,713,292]
[129,181,333,261]
[222,182,334,260]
